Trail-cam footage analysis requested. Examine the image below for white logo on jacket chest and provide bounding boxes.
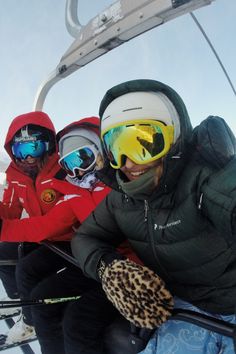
[154,219,181,230]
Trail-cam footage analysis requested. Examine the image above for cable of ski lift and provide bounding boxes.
[190,12,236,96]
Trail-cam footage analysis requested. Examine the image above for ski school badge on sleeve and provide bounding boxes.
[41,188,56,204]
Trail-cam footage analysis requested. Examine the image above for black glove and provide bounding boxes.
[101,259,174,329]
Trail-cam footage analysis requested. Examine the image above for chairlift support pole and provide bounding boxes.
[33,0,214,111]
[65,0,82,38]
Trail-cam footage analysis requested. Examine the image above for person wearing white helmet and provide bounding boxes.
[71,79,236,354]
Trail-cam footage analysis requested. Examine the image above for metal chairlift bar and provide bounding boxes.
[41,240,80,267]
[172,309,235,338]
[33,69,62,112]
[58,0,215,72]
[33,0,214,111]
[39,242,236,339]
[65,0,82,38]
[65,0,212,38]
[0,260,18,266]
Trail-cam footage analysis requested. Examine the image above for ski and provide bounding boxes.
[0,309,21,321]
[0,317,36,353]
[0,336,37,352]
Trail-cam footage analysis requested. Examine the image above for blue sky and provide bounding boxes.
[0,0,236,162]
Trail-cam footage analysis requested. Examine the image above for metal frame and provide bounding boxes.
[65,0,82,38]
[33,0,214,110]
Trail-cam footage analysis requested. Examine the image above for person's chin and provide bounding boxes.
[25,161,38,167]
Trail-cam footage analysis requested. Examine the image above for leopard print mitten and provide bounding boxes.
[101,259,174,329]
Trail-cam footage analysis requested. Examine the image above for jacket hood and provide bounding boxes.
[4,111,56,160]
[97,79,193,195]
[56,117,100,142]
[57,117,101,159]
[190,115,236,169]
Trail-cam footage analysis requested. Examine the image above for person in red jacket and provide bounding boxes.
[0,111,62,317]
[1,117,113,347]
[1,118,108,243]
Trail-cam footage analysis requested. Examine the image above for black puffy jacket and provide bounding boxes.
[71,80,236,314]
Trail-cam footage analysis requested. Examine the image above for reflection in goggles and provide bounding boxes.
[102,120,174,169]
[59,145,97,178]
[12,140,47,160]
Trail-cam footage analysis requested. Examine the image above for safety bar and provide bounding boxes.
[0,243,235,342]
[130,309,236,353]
[0,260,18,266]
[41,242,236,339]
[172,309,235,338]
[33,0,214,111]
[41,240,80,267]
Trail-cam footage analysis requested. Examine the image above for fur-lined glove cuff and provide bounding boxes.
[102,259,174,329]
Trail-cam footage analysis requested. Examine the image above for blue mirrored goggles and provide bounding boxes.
[11,140,48,160]
[59,145,98,178]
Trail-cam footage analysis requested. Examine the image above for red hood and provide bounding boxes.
[57,116,100,141]
[4,111,56,160]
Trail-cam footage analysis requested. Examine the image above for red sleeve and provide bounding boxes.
[117,240,143,265]
[0,183,23,219]
[1,197,80,242]
[67,196,97,223]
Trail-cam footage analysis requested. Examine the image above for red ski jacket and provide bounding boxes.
[0,116,102,241]
[1,179,110,242]
[1,116,142,264]
[0,112,63,220]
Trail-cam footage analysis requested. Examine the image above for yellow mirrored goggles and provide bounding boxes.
[101,119,174,169]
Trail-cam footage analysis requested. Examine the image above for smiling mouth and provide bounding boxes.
[24,157,38,164]
[129,170,146,177]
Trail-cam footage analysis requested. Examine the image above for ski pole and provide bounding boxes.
[0,295,81,309]
[0,260,18,266]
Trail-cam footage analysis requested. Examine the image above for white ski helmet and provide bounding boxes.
[101,91,180,143]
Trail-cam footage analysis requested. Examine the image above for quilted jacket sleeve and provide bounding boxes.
[201,157,236,243]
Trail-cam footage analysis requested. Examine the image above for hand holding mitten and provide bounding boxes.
[101,259,174,329]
